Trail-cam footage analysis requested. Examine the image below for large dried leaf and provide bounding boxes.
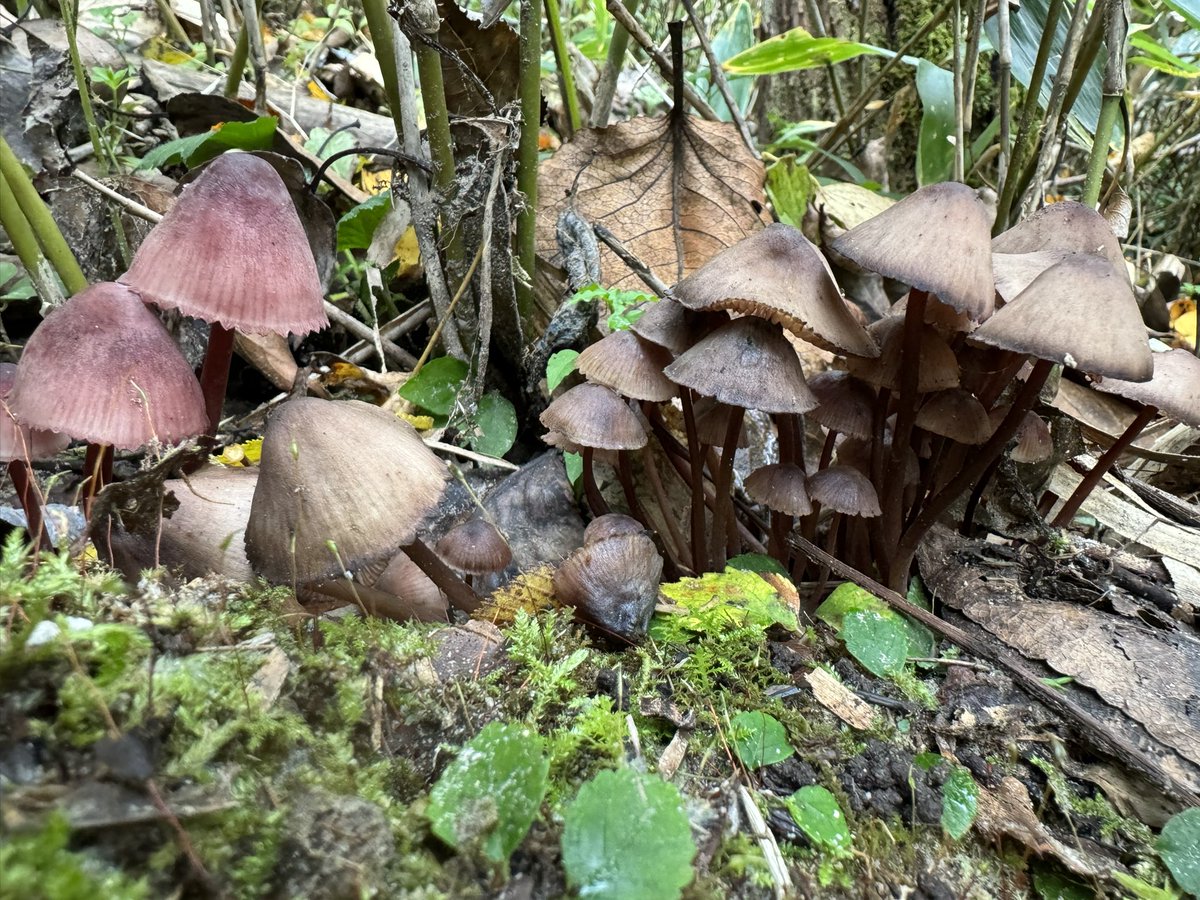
[437,0,519,117]
[537,116,770,291]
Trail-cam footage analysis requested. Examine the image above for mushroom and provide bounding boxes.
[8,282,207,513]
[914,389,992,446]
[805,464,882,578]
[553,530,664,642]
[367,549,448,622]
[584,512,645,544]
[1,362,69,547]
[436,517,514,585]
[120,152,327,434]
[991,200,1126,272]
[745,463,811,559]
[1051,349,1200,527]
[576,329,676,402]
[630,296,726,355]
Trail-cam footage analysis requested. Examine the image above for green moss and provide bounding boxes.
[0,814,150,899]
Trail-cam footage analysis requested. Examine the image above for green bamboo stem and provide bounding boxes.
[0,175,64,306]
[515,0,542,328]
[414,44,457,192]
[225,22,250,97]
[543,0,581,135]
[1082,94,1120,206]
[0,137,88,296]
[61,0,112,172]
[1083,0,1127,207]
[153,0,194,46]
[359,0,404,130]
[591,0,638,127]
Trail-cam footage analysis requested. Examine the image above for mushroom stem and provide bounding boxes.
[817,429,837,471]
[403,537,481,613]
[7,459,52,550]
[1051,403,1157,528]
[882,289,927,549]
[581,446,610,517]
[889,357,1053,592]
[709,405,745,570]
[960,453,1003,533]
[640,444,690,571]
[82,443,113,519]
[616,451,650,531]
[679,389,708,572]
[198,323,236,435]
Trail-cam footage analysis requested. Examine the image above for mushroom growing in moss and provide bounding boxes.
[1,362,69,547]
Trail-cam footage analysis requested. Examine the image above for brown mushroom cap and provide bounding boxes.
[988,407,1053,463]
[693,397,750,448]
[584,512,646,544]
[120,152,327,336]
[244,397,448,584]
[830,182,994,321]
[745,464,812,516]
[991,200,1125,272]
[970,253,1152,382]
[845,316,960,393]
[436,517,513,574]
[630,296,727,355]
[8,283,207,450]
[915,389,992,444]
[991,250,1072,303]
[664,316,819,415]
[806,464,882,516]
[1,363,70,462]
[540,383,648,451]
[808,371,876,439]
[576,330,676,402]
[672,223,878,357]
[1091,348,1200,425]
[554,531,664,641]
[835,436,920,485]
[369,549,448,620]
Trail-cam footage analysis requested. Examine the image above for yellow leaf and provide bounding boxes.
[307,80,333,101]
[143,36,195,65]
[392,225,421,276]
[1170,299,1196,349]
[399,412,434,431]
[359,168,392,195]
[212,438,263,467]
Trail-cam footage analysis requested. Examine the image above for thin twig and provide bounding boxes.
[425,439,519,470]
[592,223,672,296]
[680,0,757,157]
[344,302,432,363]
[70,169,163,222]
[323,302,417,368]
[411,239,485,375]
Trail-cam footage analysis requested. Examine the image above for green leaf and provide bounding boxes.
[1130,32,1200,78]
[724,27,888,75]
[697,0,756,119]
[399,356,469,417]
[0,261,36,301]
[730,710,794,768]
[427,721,549,863]
[136,118,278,170]
[1032,868,1094,900]
[564,451,583,485]
[940,766,979,839]
[764,156,814,228]
[337,193,392,252]
[466,393,517,459]
[727,553,791,578]
[841,609,908,677]
[651,568,798,643]
[562,768,696,900]
[305,126,357,178]
[546,349,579,393]
[816,583,932,660]
[915,60,955,186]
[784,785,853,856]
[1161,0,1200,29]
[1110,872,1180,900]
[1159,807,1200,895]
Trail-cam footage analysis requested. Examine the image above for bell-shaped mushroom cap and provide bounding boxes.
[992,250,1073,303]
[584,513,645,545]
[992,200,1125,272]
[540,383,648,451]
[845,316,960,393]
[162,466,258,581]
[8,283,207,450]
[915,389,991,444]
[693,397,750,448]
[831,182,994,321]
[971,253,1152,382]
[630,296,726,355]
[989,407,1053,464]
[808,371,875,439]
[806,464,882,516]
[120,152,327,336]
[672,224,878,357]
[244,397,448,584]
[436,517,513,574]
[576,330,676,402]
[370,549,448,621]
[745,464,812,516]
[1,363,70,462]
[664,317,819,415]
[1091,348,1200,425]
[554,532,664,641]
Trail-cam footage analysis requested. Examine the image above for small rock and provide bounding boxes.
[25,616,92,648]
[275,790,395,900]
[431,620,504,681]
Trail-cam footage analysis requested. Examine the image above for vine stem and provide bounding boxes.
[515,0,543,331]
[543,0,582,135]
[1082,0,1128,207]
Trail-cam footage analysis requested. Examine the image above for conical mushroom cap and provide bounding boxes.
[1,363,70,462]
[915,389,991,444]
[992,250,1072,303]
[245,397,448,584]
[121,152,327,336]
[808,371,876,439]
[584,513,645,544]
[831,182,994,321]
[1091,349,1200,425]
[971,253,1152,382]
[630,296,726,355]
[992,200,1125,272]
[664,317,819,415]
[672,224,878,357]
[540,383,648,451]
[745,464,812,516]
[576,330,676,401]
[806,464,882,516]
[8,283,207,450]
[436,518,513,574]
[370,549,447,621]
[554,532,663,641]
[989,408,1053,464]
[845,316,960,393]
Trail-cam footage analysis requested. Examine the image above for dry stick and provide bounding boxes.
[952,0,965,181]
[410,240,484,375]
[996,0,1013,189]
[961,0,987,134]
[592,223,671,296]
[790,527,1200,805]
[591,0,639,127]
[603,0,721,121]
[323,302,418,368]
[344,302,431,363]
[239,0,268,111]
[1082,0,1127,208]
[680,0,757,156]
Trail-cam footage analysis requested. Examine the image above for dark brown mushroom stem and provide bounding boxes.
[889,357,1054,591]
[402,538,481,613]
[580,446,610,517]
[1051,403,1157,528]
[960,454,1004,533]
[616,451,650,530]
[198,323,237,435]
[82,444,114,518]
[709,405,745,569]
[881,289,927,548]
[679,390,707,571]
[7,460,51,549]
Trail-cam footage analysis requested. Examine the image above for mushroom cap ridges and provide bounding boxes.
[244,397,448,584]
[1092,349,1200,426]
[540,383,648,450]
[971,253,1152,382]
[664,316,819,415]
[992,200,1126,272]
[806,464,882,516]
[831,182,994,321]
[8,283,207,450]
[1,363,70,462]
[120,152,327,336]
[553,532,663,641]
[745,464,812,516]
[436,518,513,574]
[576,329,676,401]
[914,389,992,444]
[672,223,878,357]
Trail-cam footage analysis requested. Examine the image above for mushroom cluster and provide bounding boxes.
[545,185,1179,595]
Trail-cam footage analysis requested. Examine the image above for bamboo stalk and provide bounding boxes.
[515,0,543,330]
[544,0,582,135]
[591,0,639,126]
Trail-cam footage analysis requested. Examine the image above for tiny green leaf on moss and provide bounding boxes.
[730,710,794,768]
[1158,807,1200,895]
[940,766,979,839]
[785,785,853,857]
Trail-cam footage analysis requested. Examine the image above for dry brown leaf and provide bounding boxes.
[437,0,519,117]
[536,115,770,291]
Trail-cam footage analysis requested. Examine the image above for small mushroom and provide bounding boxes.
[745,463,811,559]
[576,330,676,402]
[584,513,645,544]
[915,389,992,445]
[436,517,514,585]
[554,531,663,642]
[1,362,69,547]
